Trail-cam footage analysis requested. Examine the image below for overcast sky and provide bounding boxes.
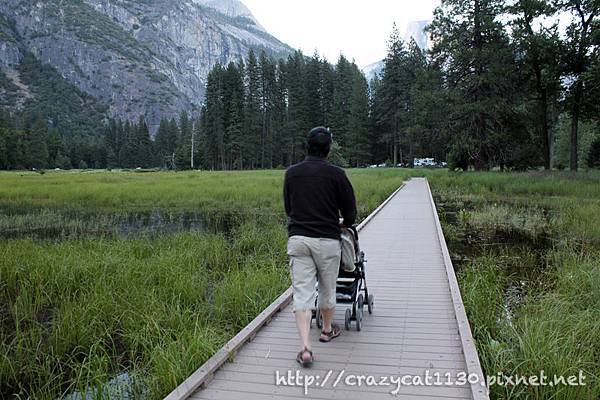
[243,0,441,68]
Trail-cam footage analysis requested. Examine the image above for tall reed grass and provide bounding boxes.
[0,169,407,398]
[431,170,600,399]
[2,169,598,398]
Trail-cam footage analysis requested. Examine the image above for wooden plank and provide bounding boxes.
[253,331,462,343]
[172,178,489,400]
[194,378,472,399]
[220,362,471,379]
[165,183,407,400]
[238,347,466,363]
[192,388,468,400]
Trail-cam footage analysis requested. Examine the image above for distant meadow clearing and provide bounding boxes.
[0,169,599,399]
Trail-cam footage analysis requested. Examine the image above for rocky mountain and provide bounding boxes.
[403,20,430,50]
[196,0,267,32]
[362,60,385,83]
[0,0,292,134]
[362,20,431,82]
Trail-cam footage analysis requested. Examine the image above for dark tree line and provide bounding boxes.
[0,49,372,171]
[162,0,598,172]
[421,0,599,170]
[1,0,598,171]
[195,49,371,169]
[103,49,373,171]
[0,109,104,170]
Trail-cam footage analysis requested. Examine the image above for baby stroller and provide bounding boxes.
[313,225,374,331]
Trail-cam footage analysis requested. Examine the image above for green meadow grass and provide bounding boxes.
[1,168,599,399]
[0,169,408,399]
[429,171,600,399]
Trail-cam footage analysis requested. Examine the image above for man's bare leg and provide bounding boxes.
[295,309,312,361]
[321,307,334,333]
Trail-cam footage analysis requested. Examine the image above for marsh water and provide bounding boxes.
[63,372,146,400]
[434,194,553,318]
[0,205,243,239]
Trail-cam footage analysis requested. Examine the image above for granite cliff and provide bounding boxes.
[0,0,291,133]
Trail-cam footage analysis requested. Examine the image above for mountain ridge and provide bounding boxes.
[362,20,431,82]
[0,0,292,134]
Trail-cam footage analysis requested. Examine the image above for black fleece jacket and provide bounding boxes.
[283,156,357,240]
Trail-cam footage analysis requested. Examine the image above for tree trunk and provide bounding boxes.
[540,90,551,170]
[474,112,488,171]
[399,145,403,167]
[532,58,551,170]
[570,80,583,171]
[526,10,552,170]
[472,0,488,171]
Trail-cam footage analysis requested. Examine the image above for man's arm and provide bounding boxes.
[338,171,357,226]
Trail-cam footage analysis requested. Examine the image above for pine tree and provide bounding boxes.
[25,115,49,169]
[285,51,310,164]
[378,25,410,165]
[588,136,600,168]
[403,39,429,165]
[0,111,13,169]
[154,118,179,168]
[429,0,518,170]
[331,55,355,150]
[155,119,172,164]
[191,118,202,170]
[559,0,598,170]
[119,121,136,168]
[260,51,277,168]
[510,0,562,170]
[245,49,263,168]
[0,127,8,170]
[201,66,226,170]
[223,62,245,169]
[272,59,288,167]
[305,53,325,128]
[369,73,387,163]
[227,90,245,169]
[134,116,153,168]
[410,56,449,163]
[175,111,193,169]
[114,120,125,166]
[346,72,371,166]
[46,128,65,168]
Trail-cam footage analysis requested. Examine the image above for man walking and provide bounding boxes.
[283,126,357,367]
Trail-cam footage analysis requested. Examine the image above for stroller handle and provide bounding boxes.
[340,224,359,240]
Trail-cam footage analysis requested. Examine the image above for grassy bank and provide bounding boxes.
[429,171,600,399]
[0,169,408,399]
[1,169,598,399]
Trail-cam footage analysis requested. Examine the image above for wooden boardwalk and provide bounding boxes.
[166,178,488,400]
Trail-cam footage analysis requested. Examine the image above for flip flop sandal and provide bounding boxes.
[319,324,341,343]
[296,347,314,367]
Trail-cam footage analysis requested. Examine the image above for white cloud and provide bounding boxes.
[242,0,440,68]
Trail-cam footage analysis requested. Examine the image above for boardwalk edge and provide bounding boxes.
[424,178,490,400]
[164,181,406,400]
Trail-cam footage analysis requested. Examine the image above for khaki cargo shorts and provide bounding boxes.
[287,235,341,312]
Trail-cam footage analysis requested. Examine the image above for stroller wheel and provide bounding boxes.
[357,294,364,311]
[368,294,374,314]
[344,308,351,330]
[316,308,323,329]
[356,307,363,331]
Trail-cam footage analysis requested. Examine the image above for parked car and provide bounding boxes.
[414,158,436,167]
